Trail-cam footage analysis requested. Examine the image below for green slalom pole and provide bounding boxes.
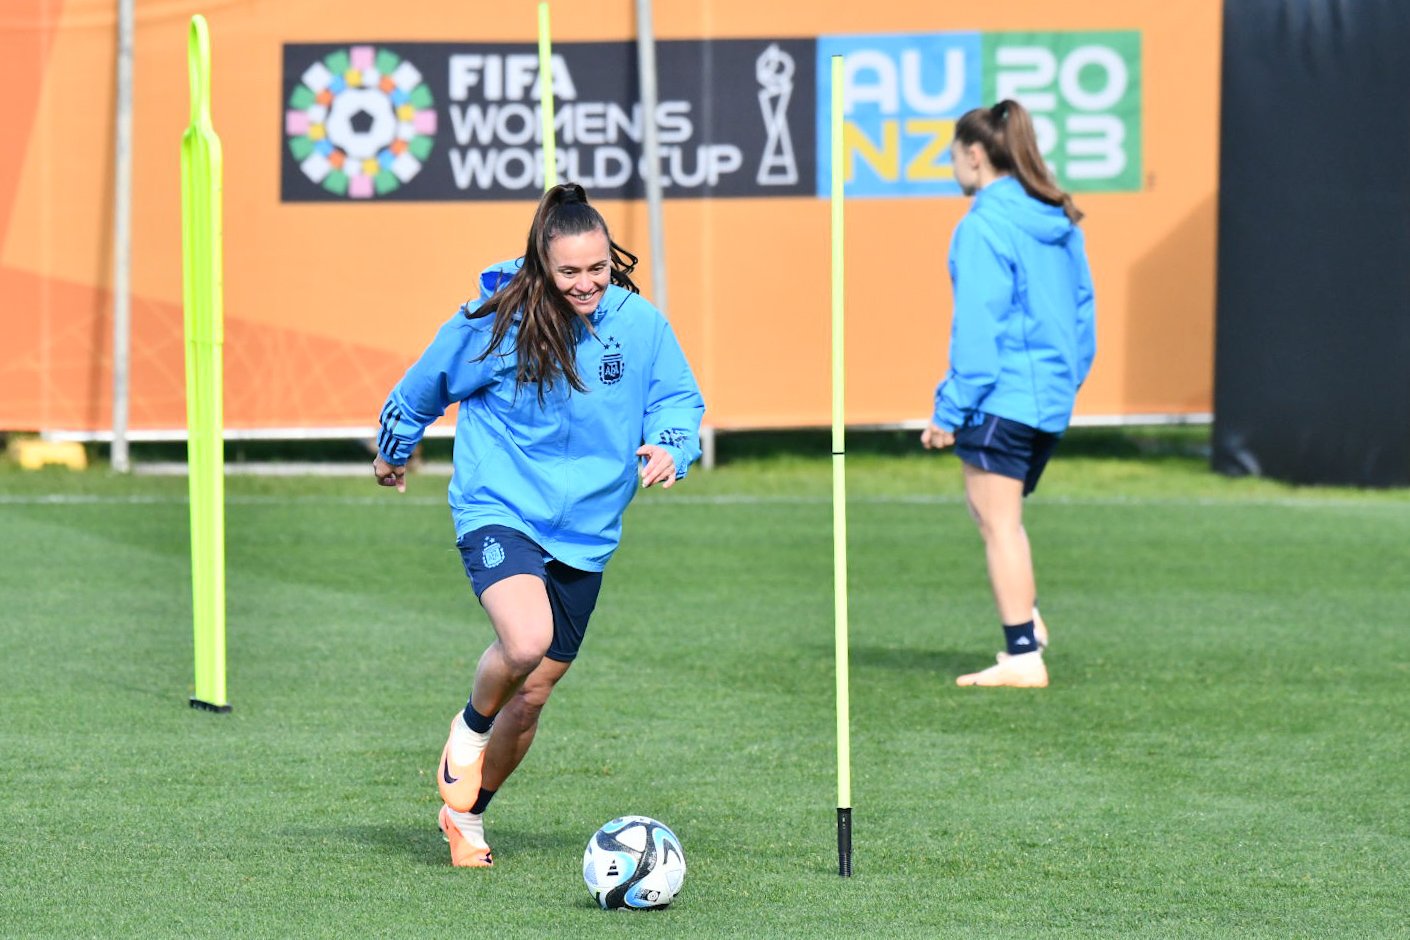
[537,2,557,189]
[181,14,230,713]
[830,54,852,877]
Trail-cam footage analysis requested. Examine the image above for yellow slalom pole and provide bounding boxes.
[181,15,230,713]
[537,2,557,189]
[830,54,852,877]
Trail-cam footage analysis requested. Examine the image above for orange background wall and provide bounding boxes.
[0,0,1221,436]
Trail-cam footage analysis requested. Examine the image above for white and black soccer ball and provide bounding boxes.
[582,815,686,910]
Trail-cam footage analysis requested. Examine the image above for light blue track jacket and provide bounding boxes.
[377,260,705,571]
[933,176,1096,434]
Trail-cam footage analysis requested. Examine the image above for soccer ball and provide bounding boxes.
[582,815,686,910]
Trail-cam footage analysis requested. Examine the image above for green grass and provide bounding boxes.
[2,431,1408,938]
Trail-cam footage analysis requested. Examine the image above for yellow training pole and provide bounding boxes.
[181,15,230,713]
[830,53,852,877]
[537,2,557,188]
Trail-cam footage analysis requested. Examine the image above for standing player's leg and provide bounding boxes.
[963,463,1035,625]
[956,462,1048,687]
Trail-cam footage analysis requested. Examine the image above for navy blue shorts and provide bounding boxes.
[456,525,603,663]
[953,413,1061,496]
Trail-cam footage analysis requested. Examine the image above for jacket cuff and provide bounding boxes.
[377,435,417,465]
[932,402,965,434]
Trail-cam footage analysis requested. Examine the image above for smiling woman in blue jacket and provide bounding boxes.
[921,100,1096,690]
[373,183,705,867]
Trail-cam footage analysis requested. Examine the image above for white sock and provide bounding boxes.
[449,713,492,764]
[445,807,488,847]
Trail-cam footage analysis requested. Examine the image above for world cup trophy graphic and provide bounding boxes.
[755,43,798,186]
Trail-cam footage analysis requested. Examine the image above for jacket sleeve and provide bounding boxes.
[1070,228,1097,388]
[642,318,706,479]
[376,309,498,465]
[933,217,1013,431]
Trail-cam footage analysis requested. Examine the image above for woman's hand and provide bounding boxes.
[373,454,406,492]
[636,444,679,488]
[920,423,955,450]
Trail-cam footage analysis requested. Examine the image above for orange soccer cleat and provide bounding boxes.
[437,712,490,813]
[438,804,493,868]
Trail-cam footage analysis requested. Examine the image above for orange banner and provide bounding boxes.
[0,1,1221,437]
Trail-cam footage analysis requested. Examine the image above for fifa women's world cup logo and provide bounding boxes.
[286,45,437,198]
[755,43,798,186]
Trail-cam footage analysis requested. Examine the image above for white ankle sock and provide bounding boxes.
[445,807,488,847]
[450,714,492,763]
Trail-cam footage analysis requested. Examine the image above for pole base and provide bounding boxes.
[190,698,232,713]
[837,806,853,877]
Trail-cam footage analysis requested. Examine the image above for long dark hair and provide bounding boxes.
[954,99,1084,224]
[471,182,640,398]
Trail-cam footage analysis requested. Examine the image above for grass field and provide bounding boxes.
[2,431,1408,938]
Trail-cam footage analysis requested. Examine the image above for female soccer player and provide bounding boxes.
[922,100,1097,689]
[373,183,705,865]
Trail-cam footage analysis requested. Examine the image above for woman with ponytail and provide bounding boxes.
[921,100,1097,689]
[373,183,705,866]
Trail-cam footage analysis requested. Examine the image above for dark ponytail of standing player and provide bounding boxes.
[954,99,1084,224]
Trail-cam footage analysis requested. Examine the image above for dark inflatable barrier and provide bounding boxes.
[1213,0,1410,486]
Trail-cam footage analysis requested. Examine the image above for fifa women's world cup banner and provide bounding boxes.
[279,31,1139,203]
[280,39,817,201]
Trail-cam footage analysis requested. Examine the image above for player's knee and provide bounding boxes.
[972,512,1022,545]
[500,634,551,677]
[967,499,999,535]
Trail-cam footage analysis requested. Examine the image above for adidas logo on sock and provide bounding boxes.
[1015,636,1031,646]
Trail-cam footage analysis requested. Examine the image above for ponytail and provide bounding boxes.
[955,100,1084,224]
[470,182,641,399]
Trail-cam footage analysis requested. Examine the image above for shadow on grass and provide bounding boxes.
[488,826,587,858]
[849,645,980,675]
[344,822,584,866]
[343,823,448,867]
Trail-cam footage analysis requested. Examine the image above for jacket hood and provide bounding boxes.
[479,258,523,299]
[974,176,1073,245]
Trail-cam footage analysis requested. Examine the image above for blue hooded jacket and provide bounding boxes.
[933,176,1096,434]
[377,260,705,571]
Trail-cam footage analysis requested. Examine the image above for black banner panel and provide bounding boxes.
[1213,0,1410,486]
[281,40,815,202]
